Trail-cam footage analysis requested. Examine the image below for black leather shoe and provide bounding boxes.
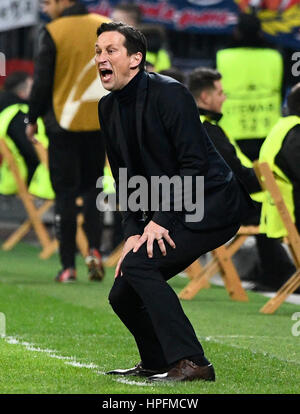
[106,362,165,377]
[148,359,215,382]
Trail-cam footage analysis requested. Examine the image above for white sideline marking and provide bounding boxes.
[6,334,298,386]
[3,336,151,387]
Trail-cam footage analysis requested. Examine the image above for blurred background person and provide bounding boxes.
[111,1,142,27]
[26,0,109,283]
[259,83,300,238]
[216,12,283,162]
[0,71,39,188]
[139,24,171,73]
[188,67,296,292]
[111,2,172,72]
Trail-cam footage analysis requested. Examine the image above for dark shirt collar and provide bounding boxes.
[113,70,144,105]
[198,107,223,123]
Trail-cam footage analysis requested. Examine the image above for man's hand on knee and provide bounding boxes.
[133,221,176,258]
[115,235,141,278]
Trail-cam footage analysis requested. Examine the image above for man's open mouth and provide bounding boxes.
[100,69,113,81]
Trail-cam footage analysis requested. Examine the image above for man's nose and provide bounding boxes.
[95,53,107,64]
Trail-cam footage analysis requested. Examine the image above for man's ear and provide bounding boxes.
[130,52,143,70]
[200,90,211,106]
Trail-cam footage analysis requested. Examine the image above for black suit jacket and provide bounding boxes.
[98,71,254,239]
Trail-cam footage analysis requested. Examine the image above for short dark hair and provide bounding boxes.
[287,83,300,116]
[187,67,222,98]
[97,22,147,71]
[113,3,142,25]
[3,71,30,93]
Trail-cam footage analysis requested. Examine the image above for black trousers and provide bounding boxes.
[48,129,105,269]
[109,218,240,370]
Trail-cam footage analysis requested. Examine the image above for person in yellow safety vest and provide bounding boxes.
[102,160,124,255]
[216,12,283,162]
[102,162,115,195]
[187,66,296,292]
[141,25,171,73]
[145,47,171,73]
[0,71,54,200]
[259,83,300,240]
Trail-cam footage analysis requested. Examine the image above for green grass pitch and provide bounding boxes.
[0,242,299,394]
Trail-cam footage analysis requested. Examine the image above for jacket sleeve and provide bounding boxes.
[98,100,142,240]
[205,122,261,194]
[28,28,56,123]
[151,82,209,229]
[8,112,39,183]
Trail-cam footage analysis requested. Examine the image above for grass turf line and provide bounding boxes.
[0,242,299,394]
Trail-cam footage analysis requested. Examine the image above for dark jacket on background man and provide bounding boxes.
[0,91,39,183]
[99,71,254,239]
[198,108,261,195]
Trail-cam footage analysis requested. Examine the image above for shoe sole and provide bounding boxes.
[148,374,215,382]
[106,369,164,377]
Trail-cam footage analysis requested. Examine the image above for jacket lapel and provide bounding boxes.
[112,97,133,173]
[135,71,148,148]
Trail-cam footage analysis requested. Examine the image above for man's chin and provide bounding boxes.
[100,81,114,92]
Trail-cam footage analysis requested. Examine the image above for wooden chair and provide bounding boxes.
[0,138,55,259]
[0,139,89,259]
[178,225,259,302]
[253,161,300,314]
[30,143,89,259]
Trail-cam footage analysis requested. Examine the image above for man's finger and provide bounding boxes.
[157,238,167,256]
[133,234,147,253]
[115,257,122,278]
[164,233,176,249]
[147,235,155,258]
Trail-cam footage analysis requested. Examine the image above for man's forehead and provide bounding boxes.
[96,31,125,47]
